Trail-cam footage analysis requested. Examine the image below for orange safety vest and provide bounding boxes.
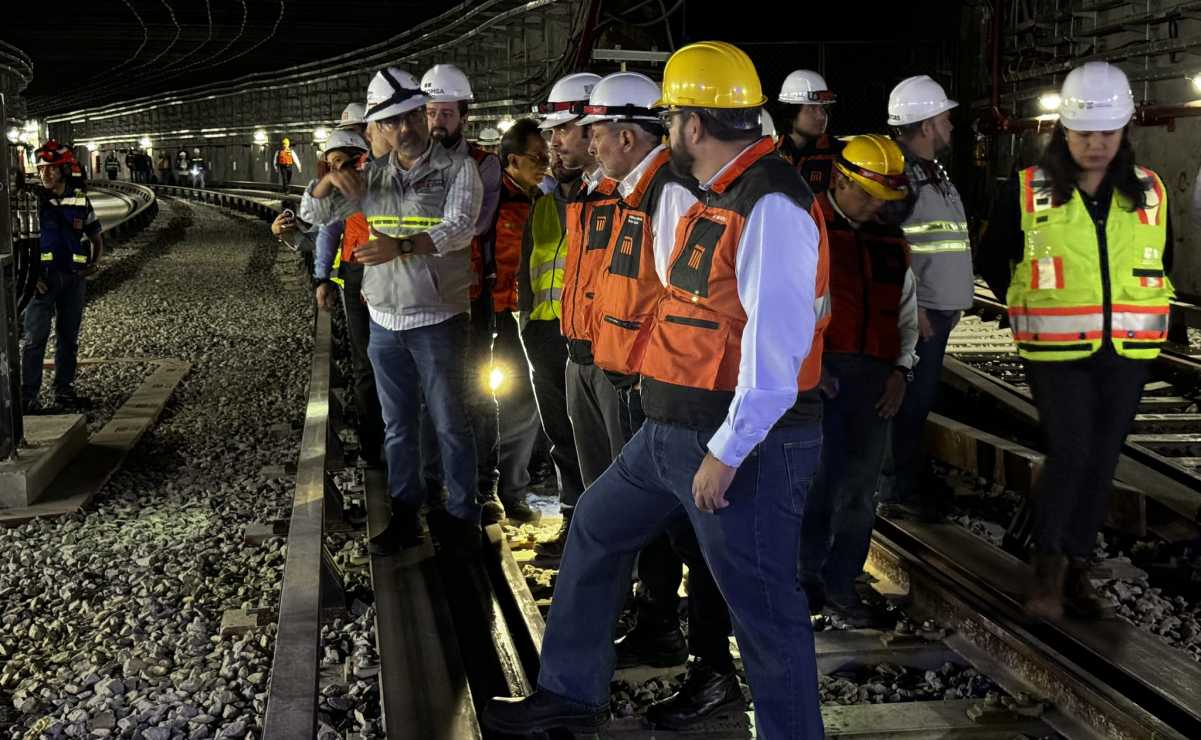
[819,192,909,361]
[639,137,831,429]
[591,148,687,376]
[775,133,844,195]
[561,177,620,357]
[342,212,371,262]
[490,173,533,312]
[276,149,294,167]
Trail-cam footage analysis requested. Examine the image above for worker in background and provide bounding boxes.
[310,124,386,467]
[978,62,1171,621]
[526,72,612,560]
[301,67,484,556]
[775,69,844,194]
[175,148,190,185]
[156,152,171,185]
[876,74,973,522]
[478,127,501,154]
[104,151,119,181]
[581,70,743,729]
[422,65,535,526]
[800,134,918,623]
[124,149,136,181]
[275,137,301,189]
[189,148,207,188]
[485,41,829,739]
[22,140,104,414]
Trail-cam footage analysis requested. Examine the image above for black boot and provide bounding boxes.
[644,660,745,730]
[1064,558,1112,620]
[534,512,571,561]
[802,580,826,616]
[369,505,420,556]
[428,509,482,558]
[615,619,688,669]
[483,689,609,734]
[1024,553,1067,621]
[481,496,506,525]
[54,387,92,410]
[501,496,542,524]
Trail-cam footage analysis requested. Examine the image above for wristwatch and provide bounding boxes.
[399,238,415,255]
[893,365,914,383]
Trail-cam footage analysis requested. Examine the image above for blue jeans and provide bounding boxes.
[883,308,959,505]
[538,420,824,740]
[367,314,480,522]
[801,354,893,601]
[21,270,87,400]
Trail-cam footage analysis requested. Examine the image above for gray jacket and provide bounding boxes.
[900,153,974,311]
[300,142,482,318]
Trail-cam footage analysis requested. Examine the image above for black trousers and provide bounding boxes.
[1025,347,1149,557]
[278,164,293,188]
[520,319,585,509]
[340,265,385,460]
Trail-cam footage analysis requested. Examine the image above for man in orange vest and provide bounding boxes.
[799,135,918,624]
[274,137,301,188]
[484,42,829,740]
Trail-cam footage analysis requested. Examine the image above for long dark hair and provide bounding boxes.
[1036,124,1146,211]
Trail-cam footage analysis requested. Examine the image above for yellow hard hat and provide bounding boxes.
[834,134,909,201]
[282,137,291,146]
[654,41,767,109]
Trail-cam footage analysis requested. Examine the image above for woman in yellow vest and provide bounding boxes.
[980,62,1172,622]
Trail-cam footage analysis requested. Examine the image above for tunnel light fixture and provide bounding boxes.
[138,136,152,149]
[313,126,330,144]
[5,127,19,144]
[497,116,515,133]
[22,119,38,132]
[253,129,268,145]
[1037,92,1061,112]
[1192,73,1201,93]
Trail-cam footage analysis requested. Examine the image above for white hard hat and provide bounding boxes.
[337,102,366,129]
[887,75,958,126]
[779,70,835,105]
[576,72,661,126]
[322,129,369,155]
[365,67,428,122]
[478,127,501,145]
[537,72,603,130]
[760,109,776,138]
[421,64,474,103]
[1057,61,1135,132]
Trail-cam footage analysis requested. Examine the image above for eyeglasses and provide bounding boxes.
[378,108,426,131]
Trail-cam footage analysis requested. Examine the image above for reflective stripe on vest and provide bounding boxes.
[1007,165,1171,361]
[902,219,970,253]
[366,215,444,236]
[528,195,567,321]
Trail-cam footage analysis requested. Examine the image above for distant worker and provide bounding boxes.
[189,148,207,188]
[275,137,301,188]
[800,135,918,623]
[979,62,1172,621]
[775,69,844,194]
[157,153,171,185]
[22,140,104,413]
[478,127,501,153]
[301,67,484,556]
[104,151,120,181]
[125,149,136,181]
[877,74,972,522]
[175,148,190,184]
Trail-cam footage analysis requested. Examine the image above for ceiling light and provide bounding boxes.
[139,136,152,148]
[313,127,330,144]
[497,117,515,133]
[253,129,268,145]
[1192,73,1201,92]
[1037,92,1061,112]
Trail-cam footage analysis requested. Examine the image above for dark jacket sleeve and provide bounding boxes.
[978,174,1023,304]
[517,196,537,313]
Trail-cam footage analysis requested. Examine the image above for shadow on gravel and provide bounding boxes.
[85,198,194,303]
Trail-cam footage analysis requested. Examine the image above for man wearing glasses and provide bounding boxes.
[301,67,485,556]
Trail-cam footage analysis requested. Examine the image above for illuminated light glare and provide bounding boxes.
[497,117,515,133]
[1192,73,1201,93]
[22,120,38,132]
[313,126,330,143]
[253,129,268,145]
[5,128,19,144]
[1037,92,1061,112]
[138,136,152,149]
[488,366,506,393]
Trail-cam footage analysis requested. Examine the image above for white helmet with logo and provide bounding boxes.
[322,129,369,156]
[337,102,366,129]
[887,75,958,126]
[576,72,661,126]
[421,64,474,103]
[365,67,428,122]
[537,72,603,130]
[1057,61,1135,131]
[779,70,835,105]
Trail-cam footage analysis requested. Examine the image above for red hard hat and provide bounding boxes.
[35,139,76,167]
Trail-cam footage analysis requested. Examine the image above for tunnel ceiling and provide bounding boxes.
[3,0,461,116]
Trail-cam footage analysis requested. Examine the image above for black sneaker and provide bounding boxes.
[501,497,542,525]
[481,497,506,525]
[644,660,745,730]
[615,621,688,669]
[54,388,92,410]
[21,397,43,416]
[428,509,483,558]
[369,510,421,556]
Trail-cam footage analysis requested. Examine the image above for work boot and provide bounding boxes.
[615,620,688,669]
[501,497,542,525]
[483,689,609,734]
[369,506,420,556]
[53,387,92,410]
[21,396,42,416]
[1064,558,1112,620]
[481,495,506,525]
[534,513,572,561]
[428,509,482,558]
[802,579,827,616]
[1024,553,1068,621]
[644,660,745,731]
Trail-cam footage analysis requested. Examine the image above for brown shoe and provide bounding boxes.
[1064,558,1112,620]
[1024,553,1067,621]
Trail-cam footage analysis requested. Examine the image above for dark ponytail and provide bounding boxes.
[1036,124,1146,211]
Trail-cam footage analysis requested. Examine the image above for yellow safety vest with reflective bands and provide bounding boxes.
[1007,165,1172,362]
[527,195,566,321]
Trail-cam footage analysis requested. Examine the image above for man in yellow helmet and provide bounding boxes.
[484,41,828,739]
[274,137,301,188]
[799,134,919,624]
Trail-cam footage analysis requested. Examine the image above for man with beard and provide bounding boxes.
[877,75,972,523]
[301,67,484,557]
[775,69,843,194]
[421,64,540,524]
[483,42,830,739]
